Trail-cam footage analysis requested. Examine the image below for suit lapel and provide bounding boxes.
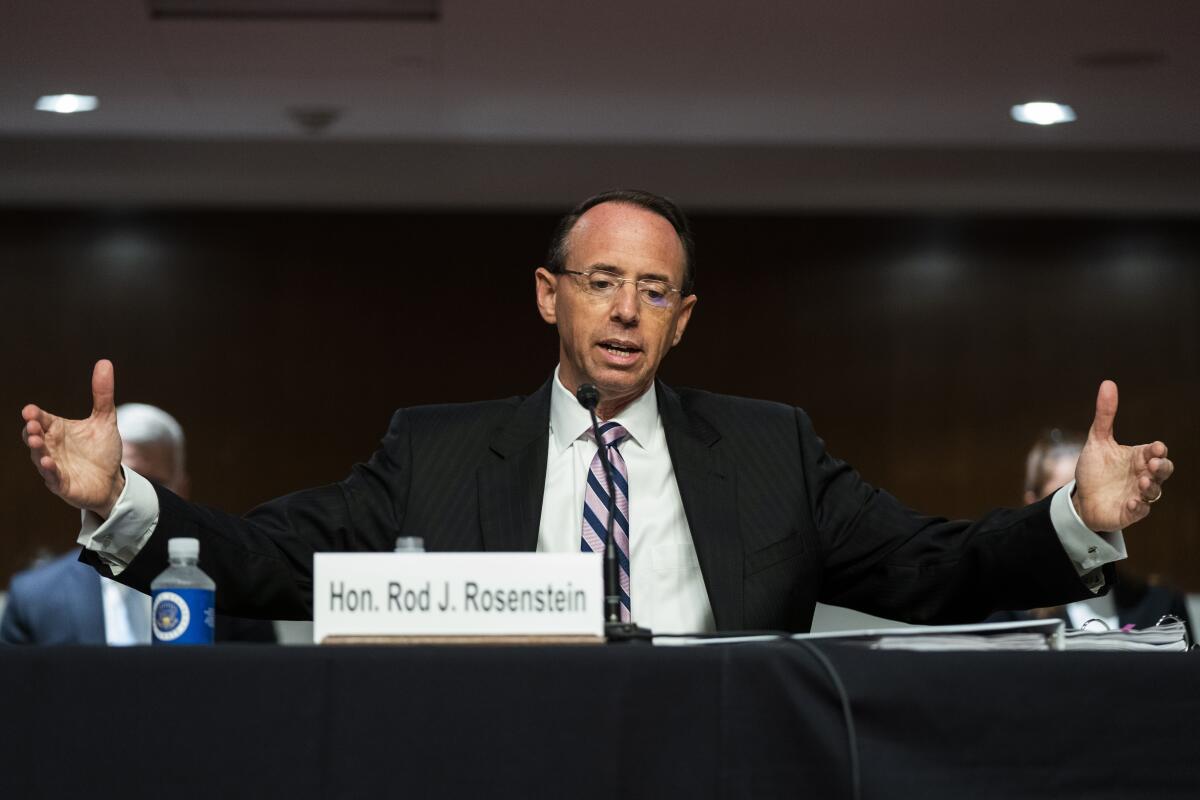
[658,382,743,630]
[477,380,552,552]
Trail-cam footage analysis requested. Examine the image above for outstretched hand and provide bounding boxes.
[21,359,125,518]
[1072,380,1175,532]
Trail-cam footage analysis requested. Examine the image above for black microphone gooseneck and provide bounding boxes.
[575,383,621,626]
[575,383,653,643]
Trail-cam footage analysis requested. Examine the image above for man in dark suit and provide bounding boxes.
[18,190,1176,634]
[2,403,275,644]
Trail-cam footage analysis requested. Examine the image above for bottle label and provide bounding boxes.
[152,588,215,645]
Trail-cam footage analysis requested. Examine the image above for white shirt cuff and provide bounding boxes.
[77,466,160,576]
[1049,480,1127,593]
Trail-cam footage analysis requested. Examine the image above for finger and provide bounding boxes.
[1089,380,1118,441]
[21,403,56,430]
[1148,457,1175,482]
[23,419,45,450]
[91,359,116,417]
[25,421,51,468]
[1125,497,1150,524]
[1138,476,1163,502]
[28,440,44,470]
[39,454,55,472]
[38,455,61,491]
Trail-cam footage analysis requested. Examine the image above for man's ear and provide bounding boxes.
[670,293,697,346]
[535,267,558,324]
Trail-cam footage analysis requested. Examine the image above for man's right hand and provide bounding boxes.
[21,359,125,519]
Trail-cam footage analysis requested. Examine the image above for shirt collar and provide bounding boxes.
[549,364,658,455]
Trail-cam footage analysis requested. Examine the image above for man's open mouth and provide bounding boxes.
[598,340,642,356]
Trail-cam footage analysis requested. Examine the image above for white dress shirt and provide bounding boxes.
[537,367,714,634]
[79,368,1126,633]
[101,578,152,646]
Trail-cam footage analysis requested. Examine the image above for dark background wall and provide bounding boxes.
[2,208,1196,592]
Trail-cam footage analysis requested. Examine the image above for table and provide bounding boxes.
[1,642,1196,799]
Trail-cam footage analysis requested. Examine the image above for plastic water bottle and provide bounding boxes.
[394,536,425,553]
[150,537,215,645]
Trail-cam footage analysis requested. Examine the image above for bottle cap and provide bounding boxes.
[168,537,200,560]
[394,536,425,553]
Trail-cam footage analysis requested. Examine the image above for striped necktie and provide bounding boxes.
[580,421,631,622]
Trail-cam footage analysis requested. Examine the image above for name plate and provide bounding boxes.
[312,552,603,643]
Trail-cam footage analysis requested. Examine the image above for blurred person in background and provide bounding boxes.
[989,428,1192,638]
[1,403,275,645]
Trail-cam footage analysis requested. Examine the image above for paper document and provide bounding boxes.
[653,619,1064,650]
[792,619,1065,652]
[1062,620,1189,652]
[652,618,1192,653]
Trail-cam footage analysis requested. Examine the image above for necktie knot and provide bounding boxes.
[588,421,628,449]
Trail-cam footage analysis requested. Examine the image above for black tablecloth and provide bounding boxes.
[1,642,1196,799]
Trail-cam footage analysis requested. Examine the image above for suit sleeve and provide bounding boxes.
[797,408,1113,624]
[82,409,413,621]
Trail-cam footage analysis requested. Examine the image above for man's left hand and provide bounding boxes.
[1073,380,1175,532]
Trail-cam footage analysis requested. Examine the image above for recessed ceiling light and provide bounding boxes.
[1011,102,1076,126]
[35,94,99,114]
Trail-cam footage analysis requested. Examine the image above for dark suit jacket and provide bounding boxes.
[86,380,1106,632]
[2,550,276,645]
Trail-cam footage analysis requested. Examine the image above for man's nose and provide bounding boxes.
[610,282,640,323]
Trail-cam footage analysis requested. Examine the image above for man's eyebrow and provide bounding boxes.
[584,262,673,283]
[584,262,623,274]
[637,271,673,284]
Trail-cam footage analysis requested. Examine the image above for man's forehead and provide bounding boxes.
[567,202,685,278]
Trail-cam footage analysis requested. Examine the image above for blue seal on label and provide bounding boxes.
[156,599,183,631]
[152,588,214,645]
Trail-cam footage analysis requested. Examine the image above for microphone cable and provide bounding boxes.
[653,631,862,800]
[786,639,862,800]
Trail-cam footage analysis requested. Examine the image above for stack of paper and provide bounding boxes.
[653,619,1192,653]
[1063,620,1189,652]
[792,619,1065,652]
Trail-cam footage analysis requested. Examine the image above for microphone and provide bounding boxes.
[575,383,600,413]
[576,383,652,643]
[575,383,621,626]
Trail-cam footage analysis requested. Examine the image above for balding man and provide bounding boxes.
[3,403,275,645]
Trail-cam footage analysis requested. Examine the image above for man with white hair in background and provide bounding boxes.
[1,403,275,645]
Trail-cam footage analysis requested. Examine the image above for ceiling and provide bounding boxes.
[2,1,1199,210]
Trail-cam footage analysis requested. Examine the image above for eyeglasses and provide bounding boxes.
[561,269,682,310]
